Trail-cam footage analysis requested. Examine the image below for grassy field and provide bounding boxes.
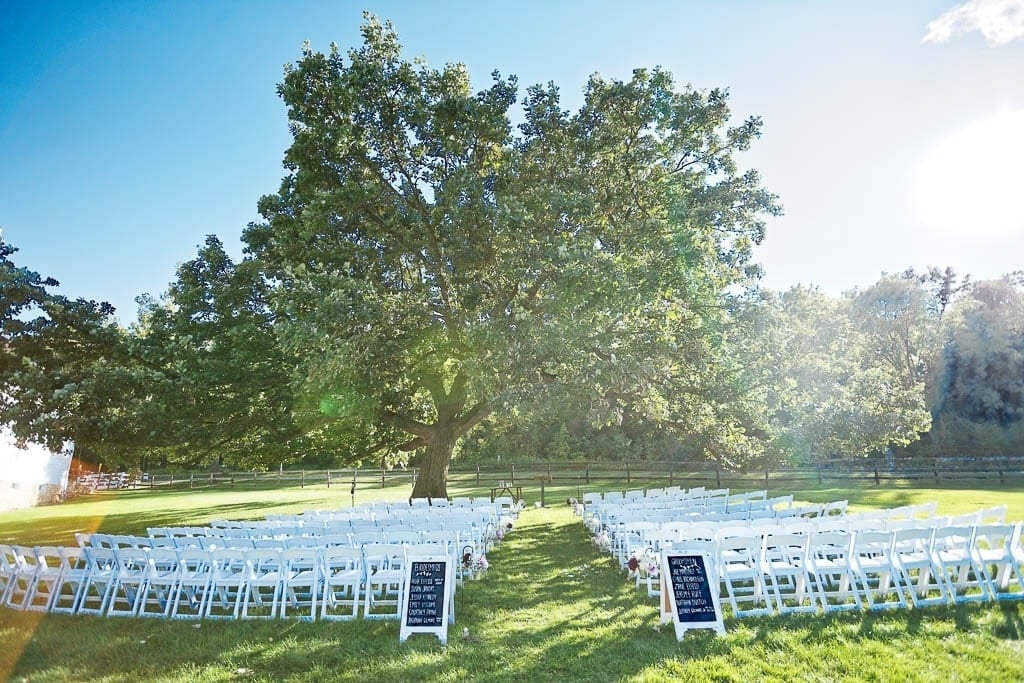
[3,482,1024,682]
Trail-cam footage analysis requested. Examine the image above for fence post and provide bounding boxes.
[1000,470,1005,485]
[817,463,823,486]
[253,471,257,486]
[230,474,235,488]
[511,463,515,485]
[933,467,939,484]
[715,461,721,488]
[476,465,480,487]
[381,467,386,488]
[586,462,590,484]
[540,479,546,507]
[327,470,331,489]
[189,473,193,489]
[301,470,305,488]
[170,473,174,487]
[210,471,214,485]
[873,466,880,486]
[669,461,673,487]
[626,462,631,484]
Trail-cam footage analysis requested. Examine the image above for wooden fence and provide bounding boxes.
[112,456,1024,496]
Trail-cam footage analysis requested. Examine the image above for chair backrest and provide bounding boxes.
[851,529,894,554]
[58,545,88,574]
[361,543,406,573]
[949,511,981,526]
[33,545,64,574]
[931,525,975,552]
[891,527,935,555]
[971,523,1015,554]
[12,545,38,574]
[762,532,810,564]
[979,505,1008,525]
[322,546,363,575]
[717,533,763,566]
[807,531,854,558]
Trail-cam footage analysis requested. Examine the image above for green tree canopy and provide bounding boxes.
[0,236,125,453]
[244,15,780,496]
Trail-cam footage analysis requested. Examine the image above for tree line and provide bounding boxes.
[2,16,1020,497]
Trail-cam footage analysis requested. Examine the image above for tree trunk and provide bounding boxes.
[411,423,458,499]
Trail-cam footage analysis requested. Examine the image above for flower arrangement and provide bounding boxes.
[462,551,489,578]
[594,530,610,550]
[627,549,660,585]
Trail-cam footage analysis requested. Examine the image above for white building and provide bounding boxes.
[0,429,73,512]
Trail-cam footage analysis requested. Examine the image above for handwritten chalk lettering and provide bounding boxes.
[404,560,448,629]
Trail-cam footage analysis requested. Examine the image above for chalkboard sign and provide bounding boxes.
[400,556,453,645]
[660,551,725,639]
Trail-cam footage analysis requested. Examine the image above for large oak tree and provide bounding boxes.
[245,16,779,497]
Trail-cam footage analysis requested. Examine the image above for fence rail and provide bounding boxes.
[82,456,1024,496]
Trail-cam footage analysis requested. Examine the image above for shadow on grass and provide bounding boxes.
[5,506,1024,682]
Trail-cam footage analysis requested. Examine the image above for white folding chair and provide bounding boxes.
[805,532,861,613]
[890,527,948,608]
[362,543,406,620]
[320,546,363,621]
[850,530,906,611]
[761,532,817,615]
[49,546,90,615]
[932,525,989,603]
[240,548,285,619]
[74,546,119,615]
[170,548,214,619]
[972,523,1024,602]
[106,547,150,617]
[203,548,248,619]
[135,547,181,618]
[717,533,771,617]
[3,546,36,610]
[25,546,64,612]
[279,548,320,620]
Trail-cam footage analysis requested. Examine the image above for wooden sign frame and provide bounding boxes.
[660,551,726,639]
[399,555,453,645]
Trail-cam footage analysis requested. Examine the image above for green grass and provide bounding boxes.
[3,483,1024,681]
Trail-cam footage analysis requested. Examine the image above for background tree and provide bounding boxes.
[245,16,779,497]
[0,236,126,455]
[756,283,932,464]
[126,236,305,470]
[927,276,1024,454]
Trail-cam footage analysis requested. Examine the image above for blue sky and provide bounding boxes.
[2,0,1023,323]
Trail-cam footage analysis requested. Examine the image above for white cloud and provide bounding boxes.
[923,0,1024,45]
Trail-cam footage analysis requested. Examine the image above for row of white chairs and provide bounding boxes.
[285,496,522,522]
[76,527,494,560]
[1,541,467,621]
[147,521,496,544]
[599,502,1007,571]
[584,490,812,530]
[593,498,847,565]
[627,522,1024,618]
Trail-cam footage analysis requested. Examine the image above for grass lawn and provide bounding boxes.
[2,482,1024,682]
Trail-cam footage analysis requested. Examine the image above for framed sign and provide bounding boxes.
[399,556,453,645]
[660,552,725,639]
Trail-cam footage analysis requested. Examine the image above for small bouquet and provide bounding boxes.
[462,551,489,578]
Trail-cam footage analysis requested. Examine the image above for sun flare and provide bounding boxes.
[909,107,1024,242]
